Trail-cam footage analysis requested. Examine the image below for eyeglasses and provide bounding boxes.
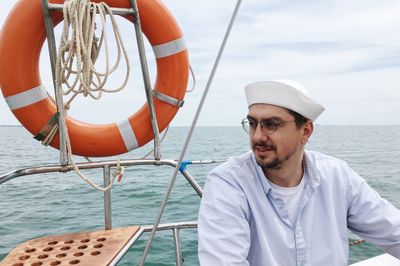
[241,117,296,135]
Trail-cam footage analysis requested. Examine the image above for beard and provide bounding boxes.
[252,141,298,170]
[257,156,282,169]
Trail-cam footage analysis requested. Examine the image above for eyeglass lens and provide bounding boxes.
[241,118,282,135]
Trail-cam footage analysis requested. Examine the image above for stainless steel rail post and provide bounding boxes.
[41,0,69,166]
[180,169,203,197]
[129,0,162,160]
[173,227,183,266]
[103,165,112,230]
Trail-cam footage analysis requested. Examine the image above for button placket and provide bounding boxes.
[294,224,307,265]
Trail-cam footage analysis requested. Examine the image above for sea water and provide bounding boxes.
[1,125,399,265]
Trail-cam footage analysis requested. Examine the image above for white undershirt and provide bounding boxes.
[267,174,306,223]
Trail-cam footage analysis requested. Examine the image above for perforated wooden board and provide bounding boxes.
[0,226,140,266]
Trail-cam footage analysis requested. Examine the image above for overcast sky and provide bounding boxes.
[1,0,400,126]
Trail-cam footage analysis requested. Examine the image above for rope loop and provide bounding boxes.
[56,0,130,100]
[53,0,131,192]
[112,159,125,182]
[349,239,366,246]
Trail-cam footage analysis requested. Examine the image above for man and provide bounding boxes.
[198,80,400,265]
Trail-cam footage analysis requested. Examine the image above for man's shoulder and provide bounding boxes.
[212,150,253,174]
[305,150,347,167]
[305,150,355,186]
[208,150,257,185]
[205,150,260,193]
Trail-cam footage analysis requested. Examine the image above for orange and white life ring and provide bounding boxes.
[0,0,189,157]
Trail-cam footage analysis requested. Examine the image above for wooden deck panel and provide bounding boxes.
[0,226,140,266]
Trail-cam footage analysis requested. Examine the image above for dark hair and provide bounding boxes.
[287,109,309,128]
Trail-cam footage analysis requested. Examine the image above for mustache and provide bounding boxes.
[252,141,276,150]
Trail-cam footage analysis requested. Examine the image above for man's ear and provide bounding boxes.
[301,121,314,144]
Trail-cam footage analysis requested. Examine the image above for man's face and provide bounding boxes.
[248,104,311,170]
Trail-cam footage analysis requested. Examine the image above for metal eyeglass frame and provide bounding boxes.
[241,117,296,135]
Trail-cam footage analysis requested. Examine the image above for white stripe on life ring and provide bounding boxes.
[152,37,186,59]
[5,85,48,110]
[117,120,139,151]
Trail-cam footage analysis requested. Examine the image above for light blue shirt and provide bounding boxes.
[198,150,400,266]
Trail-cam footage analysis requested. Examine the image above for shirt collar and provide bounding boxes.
[250,152,272,195]
[303,150,321,189]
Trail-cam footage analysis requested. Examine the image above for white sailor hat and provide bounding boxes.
[245,80,325,121]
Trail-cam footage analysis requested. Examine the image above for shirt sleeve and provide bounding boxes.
[198,170,251,266]
[345,164,400,259]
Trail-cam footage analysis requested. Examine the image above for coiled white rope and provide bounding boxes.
[56,0,130,99]
[53,0,129,192]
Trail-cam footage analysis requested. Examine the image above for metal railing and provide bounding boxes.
[0,158,207,224]
[0,158,218,265]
